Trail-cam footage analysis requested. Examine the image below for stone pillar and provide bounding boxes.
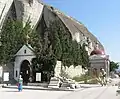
[54,61,62,77]
[106,60,110,78]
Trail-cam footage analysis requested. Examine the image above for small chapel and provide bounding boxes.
[14,44,36,83]
[89,42,110,78]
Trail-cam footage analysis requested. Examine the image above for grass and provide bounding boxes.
[73,74,91,82]
[73,74,98,84]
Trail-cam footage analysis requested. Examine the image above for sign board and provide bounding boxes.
[3,72,9,81]
[36,73,41,81]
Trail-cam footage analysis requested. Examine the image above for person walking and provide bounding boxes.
[99,68,107,86]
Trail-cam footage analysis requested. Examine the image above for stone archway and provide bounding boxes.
[20,60,31,84]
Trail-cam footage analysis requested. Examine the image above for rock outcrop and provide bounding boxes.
[0,0,104,54]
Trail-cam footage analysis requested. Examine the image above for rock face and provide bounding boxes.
[14,0,44,26]
[0,0,104,54]
[0,0,13,28]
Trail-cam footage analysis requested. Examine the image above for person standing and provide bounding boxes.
[18,75,23,92]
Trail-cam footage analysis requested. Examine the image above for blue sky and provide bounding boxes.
[44,0,120,62]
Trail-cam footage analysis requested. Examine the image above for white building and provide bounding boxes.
[14,44,36,82]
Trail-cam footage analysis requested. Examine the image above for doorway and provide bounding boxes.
[20,60,30,84]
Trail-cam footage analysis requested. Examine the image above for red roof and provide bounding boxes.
[90,49,105,56]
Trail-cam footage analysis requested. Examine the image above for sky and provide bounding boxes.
[43,0,120,62]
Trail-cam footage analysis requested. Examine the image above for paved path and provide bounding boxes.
[0,86,120,99]
[0,88,71,99]
[2,85,82,91]
[61,86,119,99]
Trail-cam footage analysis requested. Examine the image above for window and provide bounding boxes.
[16,71,18,77]
[24,50,26,54]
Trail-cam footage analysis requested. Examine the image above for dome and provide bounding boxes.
[90,49,105,56]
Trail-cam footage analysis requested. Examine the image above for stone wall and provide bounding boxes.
[63,65,84,78]
[55,61,84,78]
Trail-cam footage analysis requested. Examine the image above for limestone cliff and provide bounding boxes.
[0,0,104,54]
[0,0,13,28]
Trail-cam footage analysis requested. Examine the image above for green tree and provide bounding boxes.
[30,27,57,81]
[48,20,89,68]
[49,20,74,67]
[110,61,119,72]
[81,43,90,69]
[0,19,32,64]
